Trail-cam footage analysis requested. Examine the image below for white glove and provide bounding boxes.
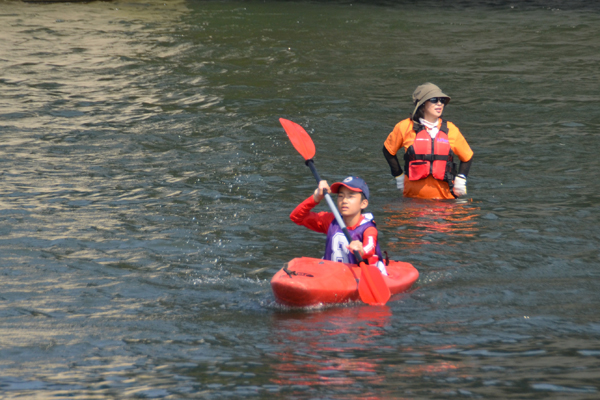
[395,173,405,191]
[453,174,467,197]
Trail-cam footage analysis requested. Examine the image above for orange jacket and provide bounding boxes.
[384,118,473,199]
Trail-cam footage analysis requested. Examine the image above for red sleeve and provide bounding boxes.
[290,196,335,234]
[361,226,378,259]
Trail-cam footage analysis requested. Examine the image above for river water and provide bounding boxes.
[1,0,599,398]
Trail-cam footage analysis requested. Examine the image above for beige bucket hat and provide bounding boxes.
[412,82,451,118]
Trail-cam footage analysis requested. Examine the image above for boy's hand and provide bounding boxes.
[346,240,364,256]
[313,180,331,203]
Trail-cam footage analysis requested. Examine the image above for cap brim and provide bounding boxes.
[330,182,362,194]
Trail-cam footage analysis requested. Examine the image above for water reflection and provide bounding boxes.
[267,307,472,397]
[269,306,391,390]
[382,198,480,250]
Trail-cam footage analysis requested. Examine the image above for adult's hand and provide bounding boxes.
[454,174,467,196]
[395,173,405,191]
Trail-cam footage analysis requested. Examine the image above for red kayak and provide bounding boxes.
[271,257,419,307]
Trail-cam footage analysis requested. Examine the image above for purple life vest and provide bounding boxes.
[323,213,383,264]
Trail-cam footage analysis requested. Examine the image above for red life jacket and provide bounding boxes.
[404,120,456,183]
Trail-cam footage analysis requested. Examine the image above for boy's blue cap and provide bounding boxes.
[330,176,369,200]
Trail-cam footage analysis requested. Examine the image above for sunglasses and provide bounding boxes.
[428,97,449,105]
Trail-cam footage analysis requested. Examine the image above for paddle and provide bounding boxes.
[279,118,391,305]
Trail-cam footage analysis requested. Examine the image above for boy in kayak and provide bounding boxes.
[290,176,387,275]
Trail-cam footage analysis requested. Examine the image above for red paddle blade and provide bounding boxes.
[358,264,391,305]
[279,118,316,161]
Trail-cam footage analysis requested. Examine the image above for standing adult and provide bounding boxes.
[383,82,473,199]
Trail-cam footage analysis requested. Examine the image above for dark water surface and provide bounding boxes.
[1,0,599,398]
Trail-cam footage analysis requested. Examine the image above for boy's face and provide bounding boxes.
[336,186,368,218]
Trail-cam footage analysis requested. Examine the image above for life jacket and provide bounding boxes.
[404,120,457,189]
[323,213,383,265]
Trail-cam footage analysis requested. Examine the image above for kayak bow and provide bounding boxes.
[271,257,419,307]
